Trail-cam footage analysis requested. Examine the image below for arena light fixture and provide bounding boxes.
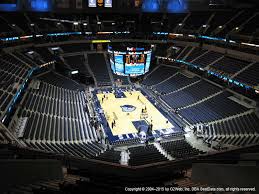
[83,23,88,26]
[30,23,35,26]
[51,47,59,51]
[40,61,55,68]
[178,23,182,26]
[73,22,79,25]
[20,35,33,39]
[169,33,183,37]
[1,36,19,41]
[71,70,79,75]
[241,42,259,48]
[218,25,222,28]
[92,40,111,43]
[27,51,34,55]
[97,32,113,34]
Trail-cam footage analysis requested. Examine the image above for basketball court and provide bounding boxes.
[96,90,174,136]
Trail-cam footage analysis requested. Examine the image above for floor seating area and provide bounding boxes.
[113,74,129,85]
[110,138,141,146]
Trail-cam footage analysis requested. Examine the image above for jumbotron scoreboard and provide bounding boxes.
[108,43,152,77]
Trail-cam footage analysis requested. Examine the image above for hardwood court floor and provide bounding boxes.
[97,91,174,136]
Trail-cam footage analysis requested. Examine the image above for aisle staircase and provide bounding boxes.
[83,53,97,87]
[120,150,129,165]
[154,142,174,161]
[103,52,115,86]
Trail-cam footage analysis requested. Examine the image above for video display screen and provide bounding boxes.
[125,54,145,75]
[108,45,152,76]
[109,52,115,72]
[145,52,151,73]
[114,54,124,74]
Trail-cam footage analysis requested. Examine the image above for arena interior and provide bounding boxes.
[0,0,259,193]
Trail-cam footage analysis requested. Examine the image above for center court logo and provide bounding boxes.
[120,105,136,112]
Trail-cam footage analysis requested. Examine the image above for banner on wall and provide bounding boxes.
[0,0,18,11]
[29,0,52,11]
[88,0,96,7]
[104,0,112,7]
[97,0,104,7]
[135,0,142,7]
